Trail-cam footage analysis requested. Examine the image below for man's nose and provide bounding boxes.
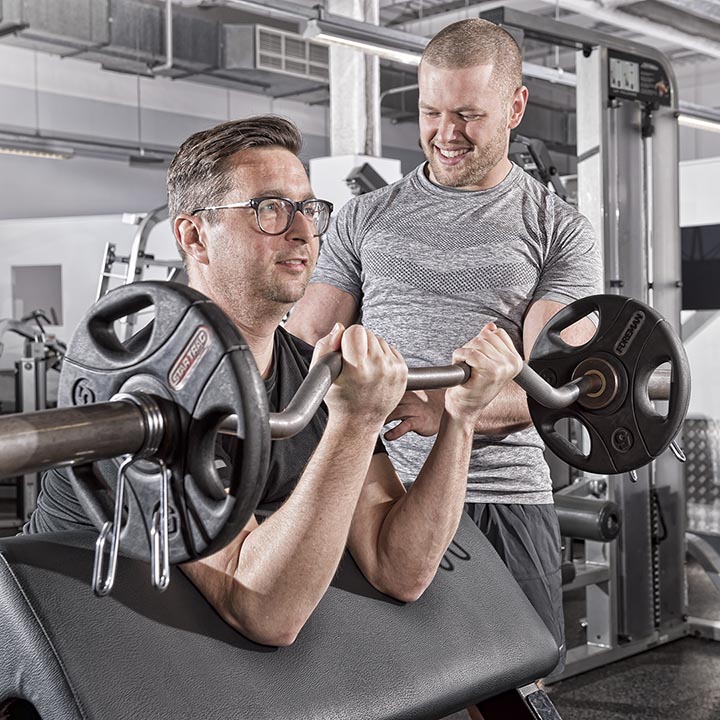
[436,116,458,143]
[286,209,314,242]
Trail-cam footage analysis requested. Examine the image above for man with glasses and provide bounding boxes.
[26,115,524,648]
[286,20,602,678]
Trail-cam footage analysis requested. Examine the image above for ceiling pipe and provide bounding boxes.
[153,0,174,74]
[212,0,314,22]
[394,0,530,35]
[212,0,720,64]
[395,0,720,60]
[534,0,720,60]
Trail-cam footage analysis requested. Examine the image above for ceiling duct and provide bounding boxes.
[0,0,332,97]
[0,0,110,54]
[0,0,218,75]
[214,24,330,97]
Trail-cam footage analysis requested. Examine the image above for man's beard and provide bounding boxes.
[422,120,507,189]
[214,266,310,319]
[264,276,309,305]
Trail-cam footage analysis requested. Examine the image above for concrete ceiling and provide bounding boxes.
[1,0,720,220]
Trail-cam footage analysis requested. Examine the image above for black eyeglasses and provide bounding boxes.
[190,196,334,236]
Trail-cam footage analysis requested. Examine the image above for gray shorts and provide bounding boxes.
[465,502,565,675]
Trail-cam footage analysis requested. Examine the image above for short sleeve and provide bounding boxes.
[23,467,95,535]
[532,206,603,306]
[312,201,364,302]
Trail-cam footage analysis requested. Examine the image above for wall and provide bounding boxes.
[0,213,177,372]
[676,58,720,162]
[679,156,720,419]
[0,44,423,220]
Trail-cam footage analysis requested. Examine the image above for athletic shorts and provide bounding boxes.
[464,502,566,675]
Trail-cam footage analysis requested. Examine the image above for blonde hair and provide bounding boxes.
[420,19,523,103]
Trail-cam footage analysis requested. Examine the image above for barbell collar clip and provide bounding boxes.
[92,454,134,596]
[150,459,172,592]
[669,440,686,463]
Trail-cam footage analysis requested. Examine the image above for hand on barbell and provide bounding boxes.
[443,323,523,424]
[312,323,408,429]
[384,324,523,440]
[384,388,446,441]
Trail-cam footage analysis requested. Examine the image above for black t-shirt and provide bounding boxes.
[25,327,386,534]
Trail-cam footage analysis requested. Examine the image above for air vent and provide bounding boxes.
[258,28,282,55]
[255,26,328,82]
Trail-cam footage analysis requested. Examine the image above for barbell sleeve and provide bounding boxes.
[648,367,671,400]
[0,401,148,479]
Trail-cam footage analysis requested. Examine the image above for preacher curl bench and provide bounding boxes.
[0,517,560,719]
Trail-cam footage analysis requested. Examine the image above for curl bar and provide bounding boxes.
[0,352,672,479]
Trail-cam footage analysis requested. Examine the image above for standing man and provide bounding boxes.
[286,19,602,671]
[25,115,524,650]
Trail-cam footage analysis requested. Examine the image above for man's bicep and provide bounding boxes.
[286,283,359,344]
[523,298,596,360]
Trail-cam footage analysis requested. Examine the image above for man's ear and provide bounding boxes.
[508,85,529,130]
[175,215,208,265]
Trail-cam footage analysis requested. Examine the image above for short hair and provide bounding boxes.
[167,115,303,226]
[420,19,523,103]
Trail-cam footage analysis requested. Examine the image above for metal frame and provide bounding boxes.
[96,205,184,340]
[482,7,689,681]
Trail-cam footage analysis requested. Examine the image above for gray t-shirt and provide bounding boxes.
[312,162,602,504]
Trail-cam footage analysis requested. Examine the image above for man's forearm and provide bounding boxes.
[472,381,531,435]
[369,412,476,599]
[217,417,381,645]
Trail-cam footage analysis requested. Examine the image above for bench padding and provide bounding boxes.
[0,514,559,720]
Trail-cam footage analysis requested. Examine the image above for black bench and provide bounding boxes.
[0,514,559,720]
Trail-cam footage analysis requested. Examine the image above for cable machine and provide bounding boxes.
[483,7,687,679]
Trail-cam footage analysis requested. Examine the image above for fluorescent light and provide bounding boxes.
[308,31,421,65]
[677,114,720,134]
[304,18,424,65]
[522,62,577,87]
[0,144,74,160]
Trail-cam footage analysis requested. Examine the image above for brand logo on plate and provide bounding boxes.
[169,326,210,390]
[615,311,645,356]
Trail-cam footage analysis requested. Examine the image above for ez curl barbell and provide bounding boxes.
[0,283,690,593]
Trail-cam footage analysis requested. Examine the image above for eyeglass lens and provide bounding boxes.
[256,198,330,235]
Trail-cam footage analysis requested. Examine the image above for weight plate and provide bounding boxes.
[528,294,691,474]
[57,281,271,563]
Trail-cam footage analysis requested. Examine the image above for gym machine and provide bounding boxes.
[97,204,185,341]
[0,312,65,528]
[482,7,688,679]
[509,134,568,201]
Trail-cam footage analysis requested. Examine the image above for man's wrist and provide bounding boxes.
[326,407,386,436]
[439,407,478,436]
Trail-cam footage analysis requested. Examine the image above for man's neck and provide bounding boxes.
[233,317,278,379]
[425,156,513,192]
[187,279,285,379]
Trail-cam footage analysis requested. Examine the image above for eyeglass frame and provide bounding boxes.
[189,196,334,237]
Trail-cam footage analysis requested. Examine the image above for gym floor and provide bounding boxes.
[5,486,720,720]
[550,559,720,720]
[549,637,720,720]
